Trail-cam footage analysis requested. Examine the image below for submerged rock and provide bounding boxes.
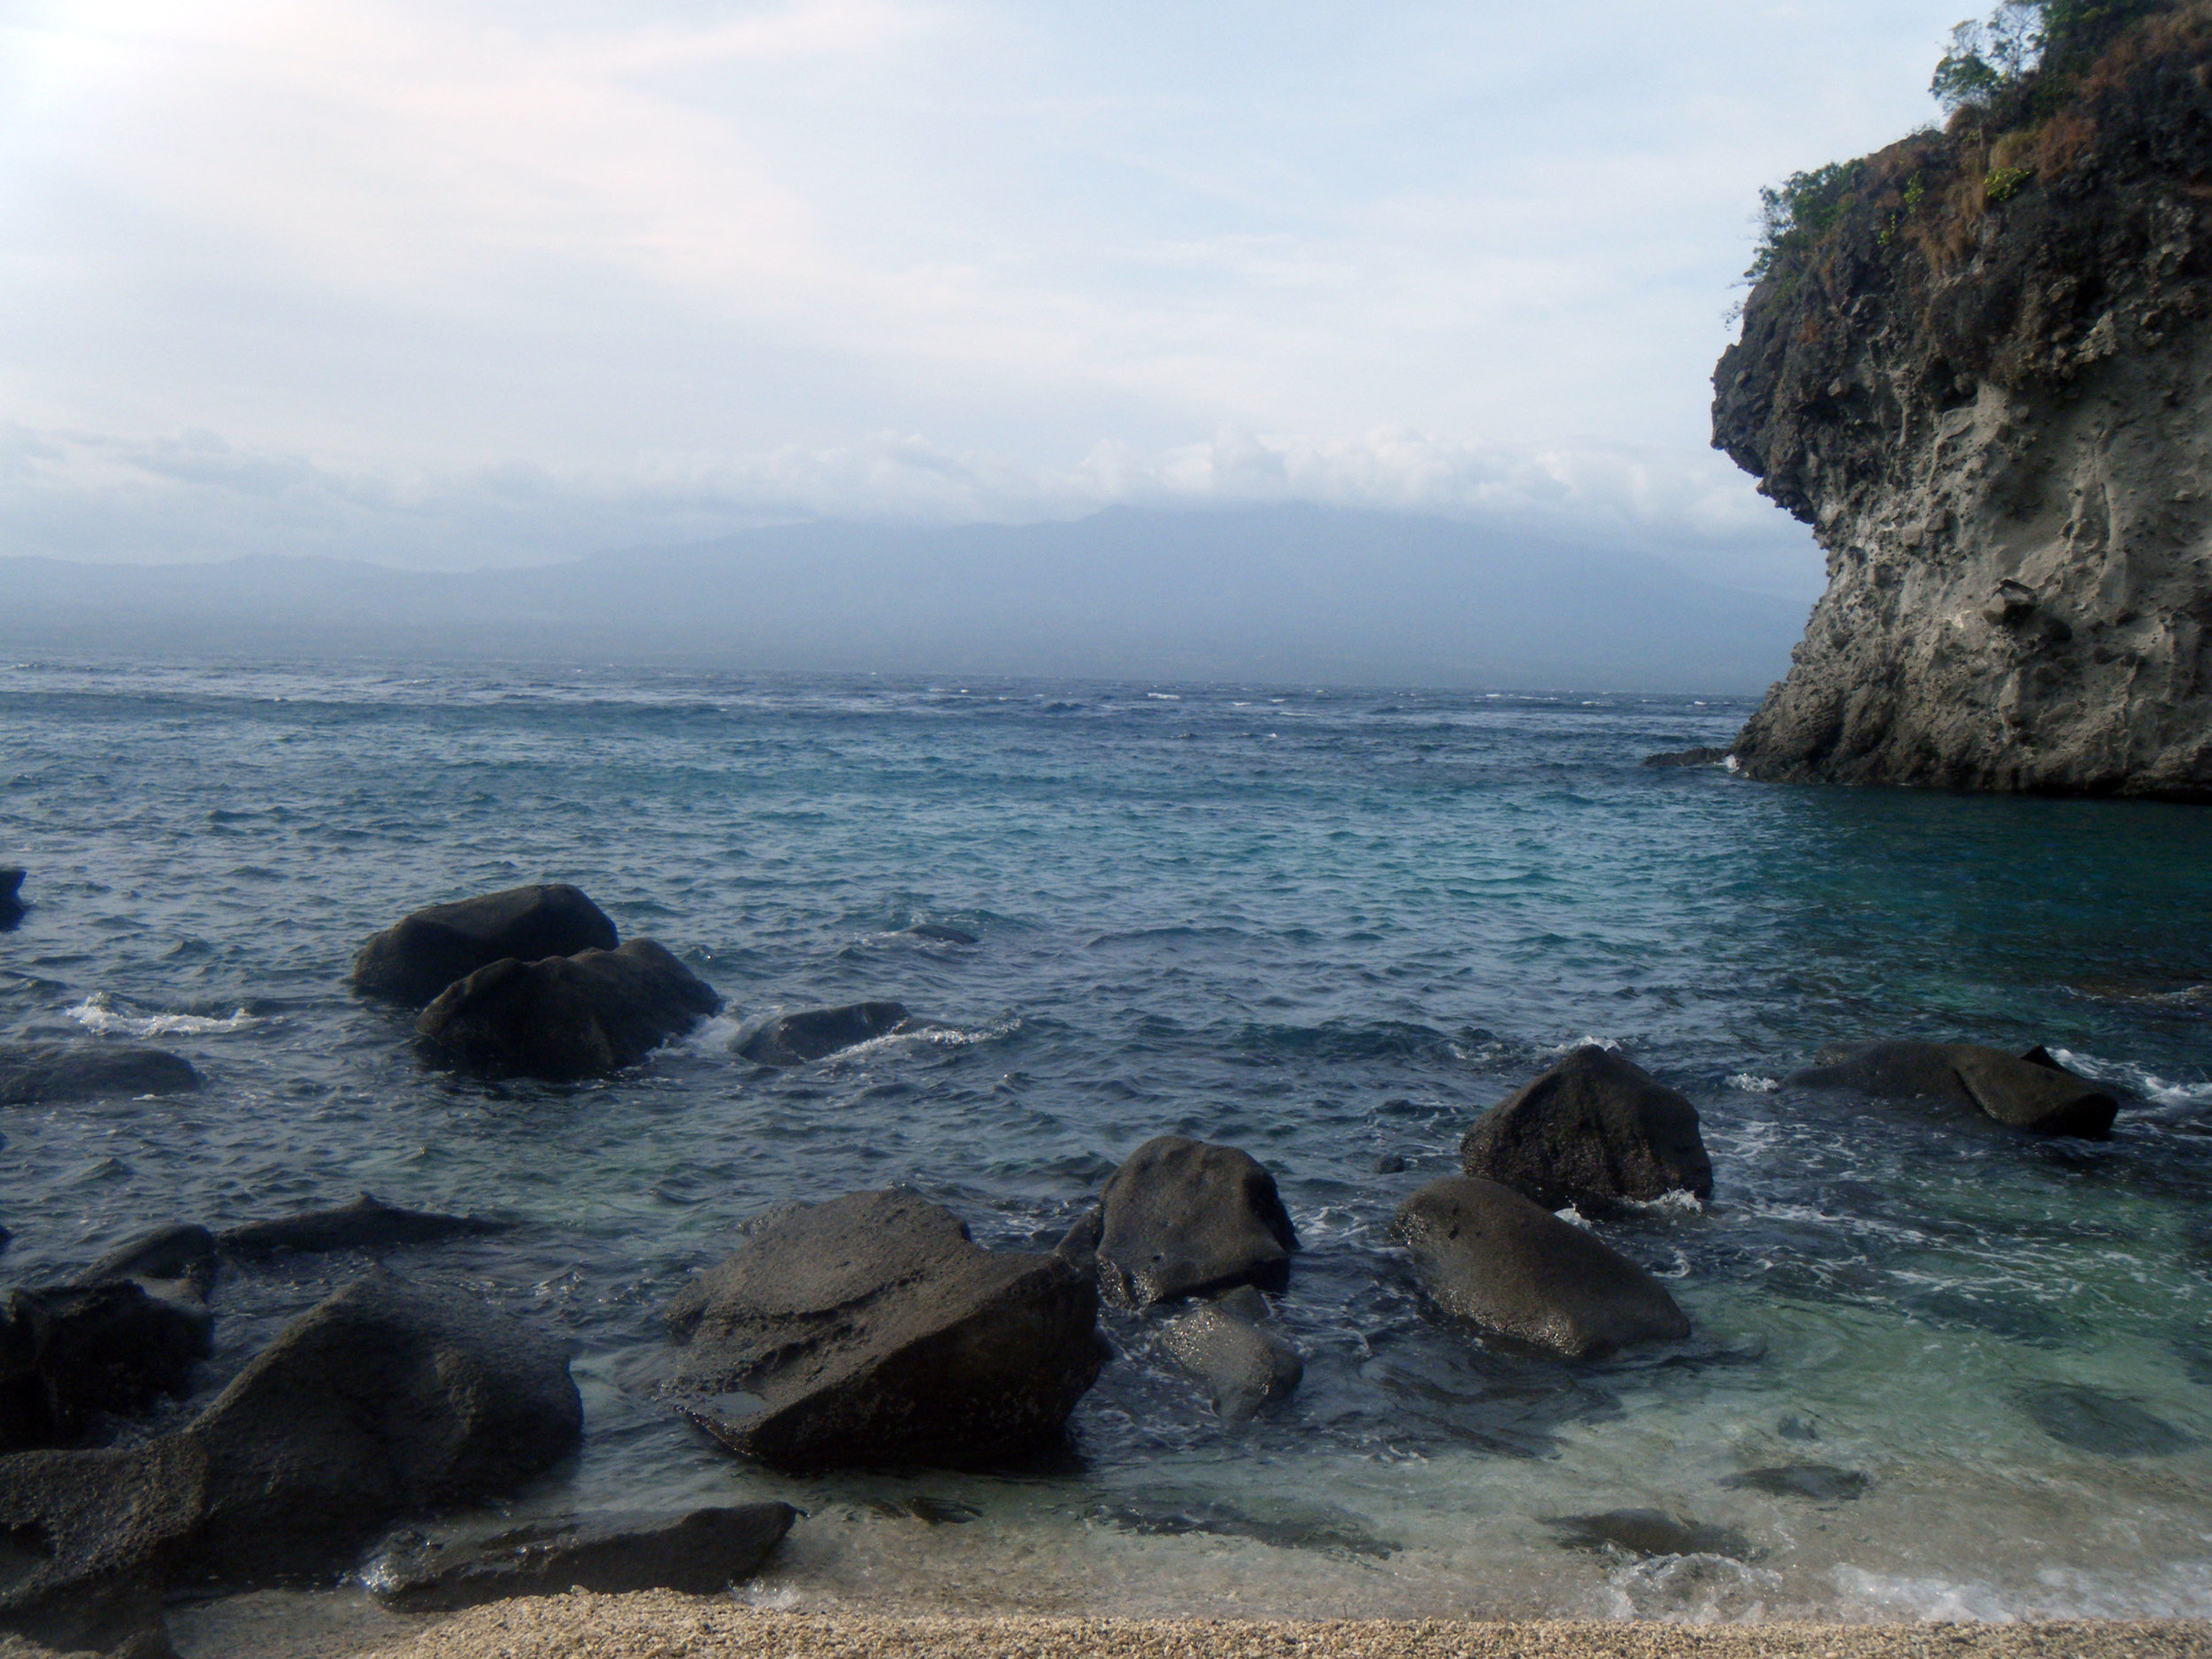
[367,1504,797,1611]
[416,940,721,1080]
[1718,1463,1870,1502]
[184,1269,582,1581]
[1789,1040,2119,1136]
[733,1002,918,1066]
[1086,1494,1396,1559]
[1161,1292,1302,1420]
[2016,1382,2197,1457]
[1084,1135,1297,1308]
[1390,1176,1690,1361]
[1547,1508,1753,1560]
[657,1189,1102,1471]
[0,1281,211,1451]
[351,883,619,1006]
[1459,1045,1713,1210]
[0,1044,201,1107]
[0,867,21,929]
[902,924,978,946]
[218,1193,506,1259]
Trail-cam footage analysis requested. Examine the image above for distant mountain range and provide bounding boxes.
[0,505,1808,692]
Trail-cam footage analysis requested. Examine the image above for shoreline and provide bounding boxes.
[133,1595,2212,1659]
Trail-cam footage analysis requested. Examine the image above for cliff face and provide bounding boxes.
[1714,4,2212,798]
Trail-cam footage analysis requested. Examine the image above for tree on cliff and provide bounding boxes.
[1932,0,2166,113]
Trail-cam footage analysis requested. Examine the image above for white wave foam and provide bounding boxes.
[2050,1047,2212,1108]
[1727,1072,1779,1093]
[67,993,254,1038]
[1723,756,1743,773]
[838,1016,1022,1061]
[1552,1034,1622,1054]
[1146,692,1181,701]
[1620,1188,1706,1219]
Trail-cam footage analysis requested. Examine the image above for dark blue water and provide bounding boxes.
[4,657,2211,1626]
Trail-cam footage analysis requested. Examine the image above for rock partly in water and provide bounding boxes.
[0,1046,201,1107]
[733,1002,918,1066]
[366,1504,797,1611]
[78,1226,218,1294]
[0,868,21,930]
[1789,1040,2119,1136]
[182,1269,582,1581]
[415,940,721,1081]
[0,1282,212,1451]
[1718,1463,1870,1502]
[0,1437,206,1657]
[901,924,979,946]
[1640,747,1732,769]
[1389,1176,1690,1361]
[657,1189,1103,1471]
[1711,8,2212,799]
[1547,1509,1754,1561]
[1458,1045,1714,1211]
[217,1193,507,1259]
[1161,1290,1302,1421]
[351,884,619,1006]
[1084,1136,1297,1309]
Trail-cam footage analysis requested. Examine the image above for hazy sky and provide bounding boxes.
[1,1,1965,588]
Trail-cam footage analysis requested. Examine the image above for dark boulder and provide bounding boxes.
[181,1270,582,1581]
[218,1193,506,1259]
[415,940,721,1081]
[657,1189,1102,1471]
[902,924,978,945]
[79,1226,218,1294]
[734,1002,918,1065]
[1161,1291,1302,1420]
[351,883,618,1006]
[366,1503,796,1611]
[1459,1046,1713,1211]
[1789,1040,2119,1136]
[0,1046,201,1107]
[1389,1176,1690,1361]
[0,1437,205,1656]
[1087,1135,1297,1308]
[0,868,21,929]
[1640,747,1731,769]
[0,1282,211,1452]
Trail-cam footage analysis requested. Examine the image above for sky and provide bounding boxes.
[0,0,1972,593]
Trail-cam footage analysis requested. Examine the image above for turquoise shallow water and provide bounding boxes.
[3,656,2211,1625]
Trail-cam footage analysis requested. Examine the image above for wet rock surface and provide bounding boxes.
[1790,1041,2119,1135]
[0,1281,211,1451]
[0,1046,200,1107]
[734,1002,918,1066]
[1640,747,1730,769]
[1458,1046,1714,1210]
[1160,1292,1303,1420]
[1085,1136,1297,1308]
[657,1189,1103,1470]
[366,1503,797,1611]
[415,940,721,1080]
[217,1193,507,1259]
[351,883,619,1006]
[1390,1177,1690,1361]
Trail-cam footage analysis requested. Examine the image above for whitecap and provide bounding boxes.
[67,993,255,1038]
[1552,1033,1623,1054]
[1727,1072,1780,1093]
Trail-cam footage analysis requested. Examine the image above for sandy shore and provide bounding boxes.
[17,1594,2182,1659]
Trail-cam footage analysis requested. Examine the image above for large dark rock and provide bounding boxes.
[1389,1176,1690,1361]
[351,883,618,1006]
[218,1193,506,1259]
[1161,1289,1302,1421]
[79,1226,217,1293]
[1459,1046,1714,1211]
[0,1437,205,1656]
[415,939,721,1081]
[367,1503,797,1611]
[1789,1040,2119,1136]
[734,1002,918,1065]
[0,1283,211,1452]
[1082,1135,1297,1308]
[1640,747,1730,769]
[657,1189,1103,1471]
[181,1270,582,1581]
[0,1045,201,1107]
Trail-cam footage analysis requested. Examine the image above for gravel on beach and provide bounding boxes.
[10,1594,2197,1659]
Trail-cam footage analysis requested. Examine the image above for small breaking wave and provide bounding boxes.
[1552,1034,1623,1054]
[1728,1072,1780,1093]
[67,993,255,1038]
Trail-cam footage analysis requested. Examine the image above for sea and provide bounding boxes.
[4,656,2211,1636]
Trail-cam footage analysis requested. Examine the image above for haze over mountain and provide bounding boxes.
[0,505,1801,691]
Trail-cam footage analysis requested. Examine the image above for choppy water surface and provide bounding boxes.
[4,657,2212,1629]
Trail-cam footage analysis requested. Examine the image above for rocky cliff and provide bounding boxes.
[1713,2,2212,798]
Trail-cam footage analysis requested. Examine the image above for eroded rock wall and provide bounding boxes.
[1713,4,2212,797]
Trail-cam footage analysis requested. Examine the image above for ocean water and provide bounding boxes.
[4,656,2212,1632]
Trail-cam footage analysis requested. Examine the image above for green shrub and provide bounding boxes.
[1747,161,1864,282]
